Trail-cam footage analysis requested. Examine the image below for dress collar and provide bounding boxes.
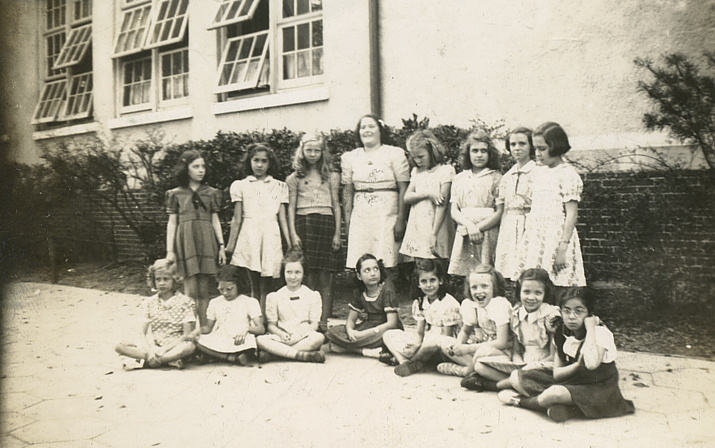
[467,168,495,179]
[247,175,274,183]
[509,160,535,176]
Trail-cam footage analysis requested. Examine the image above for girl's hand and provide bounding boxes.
[393,219,406,241]
[166,251,176,263]
[218,247,227,266]
[346,327,357,341]
[467,224,483,244]
[428,234,438,256]
[234,332,247,346]
[281,332,293,343]
[291,233,302,250]
[448,344,467,357]
[584,315,600,332]
[332,233,341,252]
[554,245,567,272]
[429,191,445,206]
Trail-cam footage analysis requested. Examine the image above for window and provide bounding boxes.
[113,0,189,114]
[211,0,324,100]
[33,0,93,125]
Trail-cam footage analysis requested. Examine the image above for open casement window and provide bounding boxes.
[114,0,190,115]
[33,0,94,125]
[212,0,323,99]
[54,23,92,69]
[209,0,261,29]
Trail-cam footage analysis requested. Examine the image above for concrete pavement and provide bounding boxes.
[2,282,714,447]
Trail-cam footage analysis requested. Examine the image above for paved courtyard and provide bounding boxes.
[1,282,714,447]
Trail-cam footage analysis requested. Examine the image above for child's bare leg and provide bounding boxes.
[257,335,324,363]
[538,385,574,407]
[382,330,412,364]
[317,270,333,331]
[159,341,195,364]
[258,276,274,315]
[291,332,325,352]
[500,369,531,396]
[115,342,148,360]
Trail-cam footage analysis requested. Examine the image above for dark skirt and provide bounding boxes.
[326,313,401,350]
[518,366,556,397]
[175,219,219,277]
[295,214,342,272]
[561,361,635,419]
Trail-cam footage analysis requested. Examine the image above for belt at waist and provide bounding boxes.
[354,187,398,193]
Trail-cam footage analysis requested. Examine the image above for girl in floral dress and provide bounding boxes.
[514,122,586,299]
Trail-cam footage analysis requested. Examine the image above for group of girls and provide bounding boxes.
[115,114,632,422]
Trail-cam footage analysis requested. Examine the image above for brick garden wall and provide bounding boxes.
[57,170,715,289]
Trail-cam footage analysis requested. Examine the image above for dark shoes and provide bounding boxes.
[547,404,583,422]
[378,350,398,366]
[460,372,488,391]
[394,361,423,377]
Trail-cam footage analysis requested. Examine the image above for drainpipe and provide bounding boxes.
[368,0,382,117]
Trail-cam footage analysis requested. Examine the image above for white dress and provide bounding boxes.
[197,295,262,353]
[514,163,586,287]
[341,145,410,268]
[230,175,288,278]
[494,160,535,280]
[400,164,455,259]
[448,169,502,276]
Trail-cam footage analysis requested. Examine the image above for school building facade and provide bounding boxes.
[1,0,714,167]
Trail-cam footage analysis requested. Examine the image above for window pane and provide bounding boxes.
[297,0,309,15]
[283,0,294,18]
[297,50,309,77]
[297,23,309,50]
[216,31,269,92]
[283,54,295,79]
[312,19,322,47]
[114,4,151,56]
[209,0,260,29]
[283,26,294,52]
[146,0,189,48]
[312,48,323,75]
[311,0,321,12]
[55,24,92,69]
[32,79,67,123]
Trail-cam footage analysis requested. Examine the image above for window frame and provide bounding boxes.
[212,0,324,100]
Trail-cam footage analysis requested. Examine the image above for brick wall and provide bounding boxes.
[52,170,715,289]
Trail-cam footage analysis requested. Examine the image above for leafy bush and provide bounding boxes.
[635,52,715,171]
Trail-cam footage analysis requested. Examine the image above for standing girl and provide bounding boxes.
[494,127,536,283]
[461,268,560,392]
[325,253,403,357]
[515,122,586,298]
[115,259,196,369]
[448,131,503,279]
[287,133,342,332]
[498,288,635,422]
[166,150,226,327]
[193,265,265,365]
[341,114,410,271]
[256,251,326,363]
[383,259,461,376]
[437,264,512,377]
[399,129,455,262]
[226,143,290,312]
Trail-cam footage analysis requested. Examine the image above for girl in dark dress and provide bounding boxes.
[325,254,402,358]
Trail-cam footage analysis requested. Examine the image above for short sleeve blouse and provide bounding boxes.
[341,145,410,187]
[461,296,512,339]
[349,283,400,315]
[165,185,222,215]
[562,325,618,363]
[229,176,289,218]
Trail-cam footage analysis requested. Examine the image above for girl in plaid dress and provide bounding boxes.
[287,133,342,332]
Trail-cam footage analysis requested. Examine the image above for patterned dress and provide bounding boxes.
[230,175,288,278]
[400,164,455,260]
[165,185,222,277]
[448,169,502,276]
[141,292,196,347]
[494,160,535,280]
[341,145,410,268]
[514,164,586,287]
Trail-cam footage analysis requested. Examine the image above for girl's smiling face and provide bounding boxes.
[468,273,494,307]
[469,143,490,170]
[303,141,323,167]
[509,133,531,165]
[251,151,270,179]
[534,135,559,167]
[154,269,175,296]
[188,158,206,183]
[409,146,433,170]
[359,117,381,148]
[520,279,546,313]
[284,261,304,291]
[218,281,239,301]
[417,270,442,300]
[357,258,381,288]
[561,297,589,332]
